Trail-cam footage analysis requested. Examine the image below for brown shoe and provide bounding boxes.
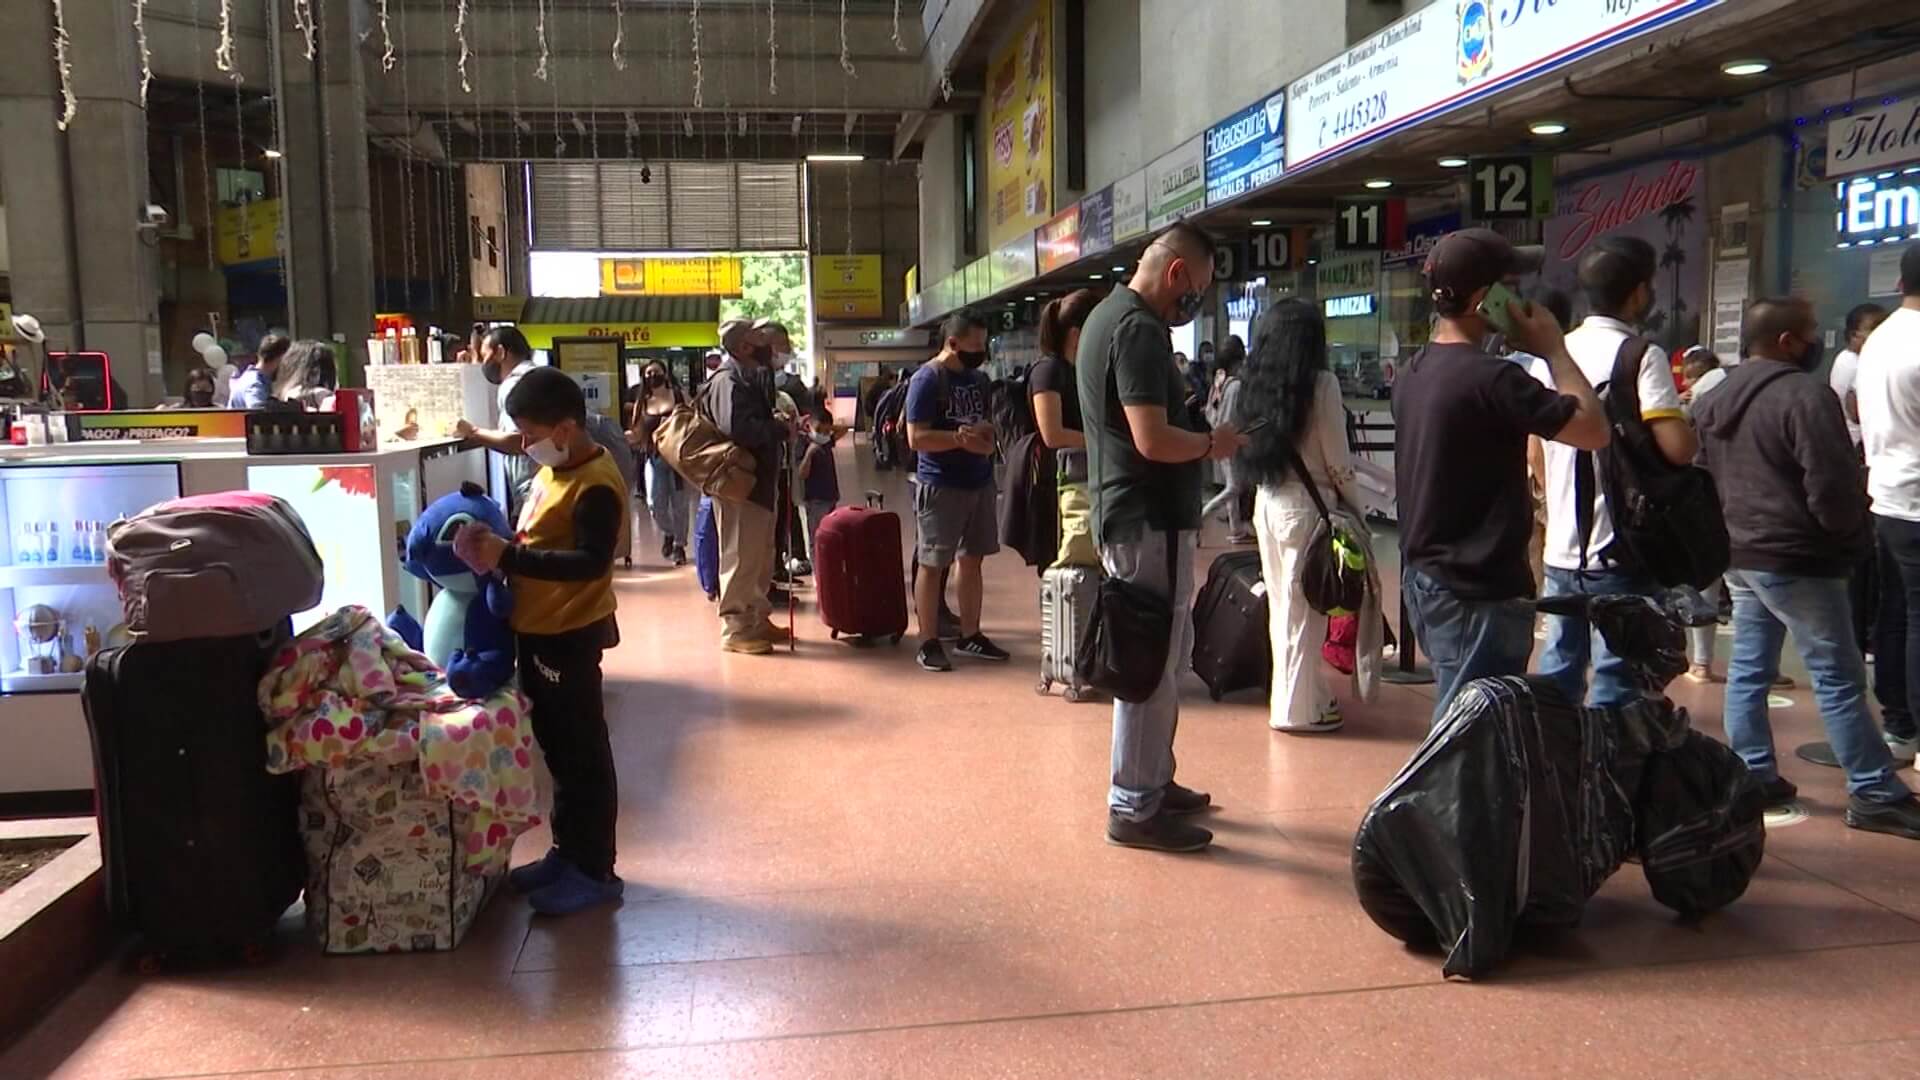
[1684,664,1724,685]
[722,636,773,655]
[756,621,793,643]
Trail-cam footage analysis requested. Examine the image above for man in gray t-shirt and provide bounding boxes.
[1076,221,1242,854]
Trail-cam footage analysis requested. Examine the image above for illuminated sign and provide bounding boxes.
[1836,174,1920,246]
[1323,294,1377,319]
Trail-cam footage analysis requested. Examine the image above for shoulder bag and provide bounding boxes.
[1285,444,1367,616]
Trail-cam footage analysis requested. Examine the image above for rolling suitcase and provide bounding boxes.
[693,496,720,601]
[815,496,909,644]
[1038,565,1099,702]
[83,631,305,968]
[1191,551,1272,701]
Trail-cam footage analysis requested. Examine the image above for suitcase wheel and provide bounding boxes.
[1036,677,1052,696]
[1063,685,1092,704]
[891,632,904,645]
[830,629,840,641]
[1208,688,1224,702]
[622,557,633,570]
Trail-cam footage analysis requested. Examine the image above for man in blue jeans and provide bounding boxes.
[1695,297,1920,837]
[1393,229,1609,722]
[1530,238,1696,708]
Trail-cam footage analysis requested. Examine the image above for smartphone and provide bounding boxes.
[1477,282,1523,337]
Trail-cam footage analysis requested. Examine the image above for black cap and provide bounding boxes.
[1423,228,1540,300]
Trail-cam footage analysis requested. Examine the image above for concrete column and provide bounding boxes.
[272,0,376,381]
[0,0,164,404]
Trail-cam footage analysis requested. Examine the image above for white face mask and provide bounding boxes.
[525,436,570,468]
[809,431,831,446]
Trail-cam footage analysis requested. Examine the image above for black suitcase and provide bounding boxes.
[83,630,305,966]
[1191,551,1272,700]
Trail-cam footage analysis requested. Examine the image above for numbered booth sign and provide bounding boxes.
[1333,197,1406,253]
[1469,155,1554,221]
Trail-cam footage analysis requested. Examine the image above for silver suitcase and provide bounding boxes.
[1038,566,1099,703]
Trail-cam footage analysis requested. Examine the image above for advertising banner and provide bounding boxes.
[1286,0,1722,173]
[811,254,886,321]
[1147,136,1205,231]
[1079,187,1115,255]
[599,256,743,296]
[985,2,1054,248]
[1037,205,1082,273]
[217,199,283,266]
[1543,158,1705,353]
[1829,95,1920,180]
[991,233,1038,291]
[1205,92,1287,207]
[1112,171,1148,242]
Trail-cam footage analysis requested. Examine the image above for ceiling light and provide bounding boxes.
[806,153,865,163]
[1529,120,1569,136]
[1364,178,1393,189]
[1088,273,1104,280]
[1024,295,1037,301]
[1111,265,1126,272]
[1307,258,1319,265]
[1250,219,1273,227]
[1437,156,1468,168]
[262,148,283,160]
[1721,59,1771,77]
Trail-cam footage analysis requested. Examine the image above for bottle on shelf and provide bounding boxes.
[16,523,39,565]
[42,520,60,564]
[90,521,107,563]
[71,520,86,563]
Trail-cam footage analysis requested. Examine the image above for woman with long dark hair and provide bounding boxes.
[1032,288,1103,566]
[1199,335,1252,544]
[1241,299,1363,732]
[629,359,692,566]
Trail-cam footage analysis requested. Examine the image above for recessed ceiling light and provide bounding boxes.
[805,153,865,163]
[1111,265,1126,272]
[1088,273,1104,280]
[1307,258,1319,265]
[263,148,283,160]
[1529,120,1569,136]
[1024,295,1037,301]
[1250,219,1273,227]
[1365,178,1393,190]
[1437,156,1468,168]
[1721,59,1770,77]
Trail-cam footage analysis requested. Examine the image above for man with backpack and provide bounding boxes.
[1695,297,1920,836]
[1528,237,1696,708]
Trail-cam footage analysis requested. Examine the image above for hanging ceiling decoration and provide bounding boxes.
[134,0,153,108]
[611,0,627,72]
[51,0,75,129]
[839,0,857,77]
[534,0,552,82]
[690,0,705,109]
[290,0,317,60]
[378,0,398,73]
[455,0,473,92]
[767,0,778,94]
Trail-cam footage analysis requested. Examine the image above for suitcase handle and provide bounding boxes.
[865,490,884,510]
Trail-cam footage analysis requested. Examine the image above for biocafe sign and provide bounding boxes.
[1286,0,1722,173]
[1829,96,1920,179]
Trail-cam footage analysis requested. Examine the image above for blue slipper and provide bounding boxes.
[508,848,568,895]
[527,862,625,916]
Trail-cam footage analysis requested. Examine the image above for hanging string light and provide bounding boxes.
[892,0,906,52]
[548,0,565,157]
[378,0,397,73]
[767,0,777,95]
[611,0,626,73]
[940,68,954,102]
[51,0,75,130]
[455,0,473,92]
[690,0,705,110]
[533,0,551,82]
[131,0,155,108]
[289,0,317,60]
[214,0,238,80]
[190,0,216,269]
[839,0,857,78]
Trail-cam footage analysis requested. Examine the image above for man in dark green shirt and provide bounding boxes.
[1076,221,1244,853]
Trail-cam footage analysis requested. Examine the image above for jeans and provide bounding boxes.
[1401,567,1535,725]
[645,454,690,543]
[1200,461,1248,538]
[1723,569,1910,802]
[1875,515,1920,741]
[1539,565,1658,708]
[1100,529,1196,821]
[518,622,618,879]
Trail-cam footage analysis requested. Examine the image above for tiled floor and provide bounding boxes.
[7,446,1920,1079]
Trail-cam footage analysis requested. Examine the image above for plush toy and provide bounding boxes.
[404,482,515,699]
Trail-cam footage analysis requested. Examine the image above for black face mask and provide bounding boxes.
[482,361,506,385]
[958,349,988,370]
[1800,337,1825,370]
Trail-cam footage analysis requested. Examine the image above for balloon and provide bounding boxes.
[191,332,215,355]
[202,345,228,369]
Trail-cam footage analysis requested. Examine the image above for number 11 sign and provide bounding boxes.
[1333,196,1406,252]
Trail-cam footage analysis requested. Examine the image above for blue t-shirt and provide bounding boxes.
[905,362,993,489]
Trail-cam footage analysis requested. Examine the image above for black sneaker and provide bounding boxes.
[1161,782,1212,816]
[1759,775,1799,809]
[1106,812,1213,853]
[671,544,687,568]
[916,640,953,672]
[953,633,1010,662]
[1845,795,1920,840]
[661,535,675,559]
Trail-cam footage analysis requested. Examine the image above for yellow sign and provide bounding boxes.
[905,265,919,299]
[551,337,625,422]
[473,296,528,321]
[599,257,744,296]
[217,198,283,265]
[516,323,718,351]
[985,2,1053,248]
[811,255,885,322]
[0,302,12,343]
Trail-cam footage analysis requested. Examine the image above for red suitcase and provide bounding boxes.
[815,499,909,645]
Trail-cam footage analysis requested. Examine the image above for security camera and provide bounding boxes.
[139,204,170,230]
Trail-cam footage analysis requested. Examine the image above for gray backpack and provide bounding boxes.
[107,491,325,642]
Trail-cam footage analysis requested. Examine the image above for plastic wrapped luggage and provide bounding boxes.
[1038,565,1098,702]
[815,502,909,644]
[83,631,305,966]
[1635,730,1766,918]
[298,760,504,954]
[693,496,720,600]
[1190,551,1271,701]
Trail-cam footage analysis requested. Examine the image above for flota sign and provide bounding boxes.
[1205,92,1287,207]
[1286,0,1723,173]
[1147,136,1206,231]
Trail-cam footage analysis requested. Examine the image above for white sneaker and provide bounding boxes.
[1886,732,1919,767]
[1273,706,1344,734]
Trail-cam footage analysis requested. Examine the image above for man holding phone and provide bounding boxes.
[1393,229,1610,722]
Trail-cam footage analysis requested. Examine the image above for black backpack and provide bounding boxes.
[1576,338,1730,590]
[990,374,1037,456]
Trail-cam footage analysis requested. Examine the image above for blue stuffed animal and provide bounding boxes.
[404,482,515,699]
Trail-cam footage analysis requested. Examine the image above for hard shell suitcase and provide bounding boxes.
[693,496,720,600]
[83,630,305,967]
[1038,565,1099,702]
[815,503,909,644]
[1191,551,1272,701]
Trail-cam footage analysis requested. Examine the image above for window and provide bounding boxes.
[531,161,804,252]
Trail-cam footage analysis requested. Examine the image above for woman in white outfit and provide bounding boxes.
[1242,299,1363,733]
[1198,336,1253,544]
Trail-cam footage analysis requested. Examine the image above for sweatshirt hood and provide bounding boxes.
[1697,358,1797,439]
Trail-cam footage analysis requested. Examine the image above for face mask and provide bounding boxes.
[809,431,831,446]
[1800,337,1824,369]
[482,362,505,386]
[1171,287,1206,327]
[525,434,570,468]
[959,349,988,370]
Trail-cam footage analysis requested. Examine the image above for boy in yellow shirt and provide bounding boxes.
[456,366,629,915]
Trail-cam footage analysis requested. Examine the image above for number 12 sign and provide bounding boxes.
[1333,197,1406,252]
[1469,155,1554,220]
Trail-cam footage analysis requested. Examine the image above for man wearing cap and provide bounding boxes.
[1394,228,1609,722]
[1529,236,1696,709]
[705,319,789,655]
